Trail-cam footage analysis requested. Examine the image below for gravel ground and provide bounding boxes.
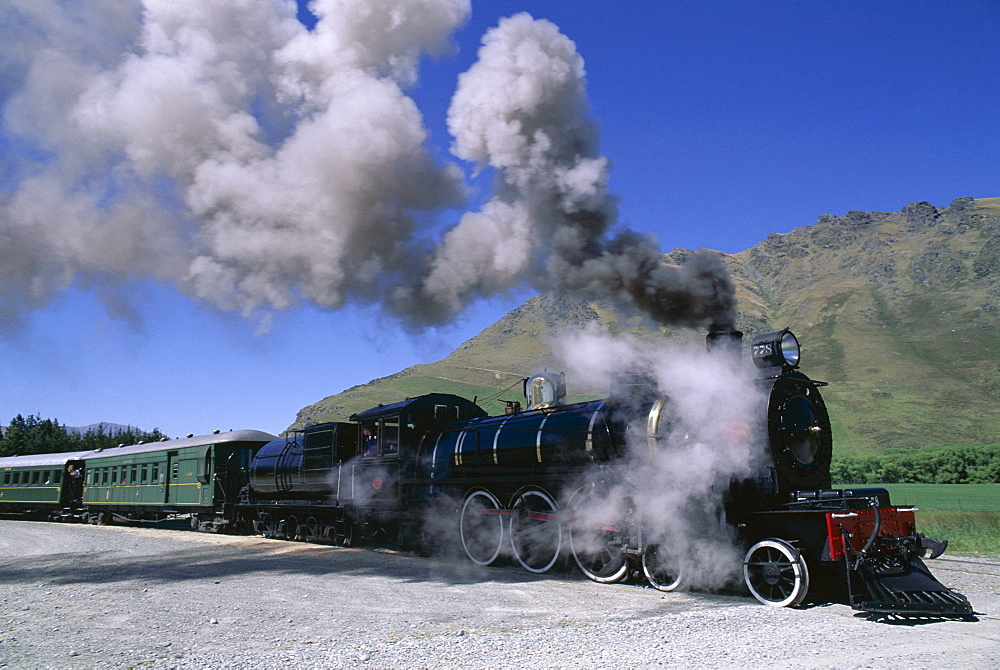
[1,519,998,669]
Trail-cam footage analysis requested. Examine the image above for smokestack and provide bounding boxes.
[705,329,744,357]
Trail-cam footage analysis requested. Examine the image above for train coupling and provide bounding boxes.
[916,533,948,560]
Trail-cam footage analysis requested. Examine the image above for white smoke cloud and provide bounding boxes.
[553,324,767,590]
[1,2,734,333]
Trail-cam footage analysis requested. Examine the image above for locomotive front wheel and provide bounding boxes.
[460,490,507,566]
[567,487,629,583]
[642,544,684,592]
[510,489,562,574]
[743,538,810,607]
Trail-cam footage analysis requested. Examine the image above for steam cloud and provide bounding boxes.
[554,325,767,589]
[1,1,734,332]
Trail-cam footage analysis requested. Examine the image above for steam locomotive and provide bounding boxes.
[0,329,972,616]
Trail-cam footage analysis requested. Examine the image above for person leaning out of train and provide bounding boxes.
[363,427,378,456]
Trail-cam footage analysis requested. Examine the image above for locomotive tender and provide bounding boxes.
[0,329,972,616]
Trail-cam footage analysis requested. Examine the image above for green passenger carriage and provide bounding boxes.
[0,451,90,520]
[80,430,275,530]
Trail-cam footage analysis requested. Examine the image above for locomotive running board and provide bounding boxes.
[849,556,972,616]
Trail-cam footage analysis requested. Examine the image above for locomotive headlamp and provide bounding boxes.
[750,328,801,369]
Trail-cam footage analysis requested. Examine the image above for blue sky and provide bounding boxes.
[1,1,997,437]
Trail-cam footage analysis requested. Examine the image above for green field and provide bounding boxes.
[845,484,1000,557]
[844,483,1000,511]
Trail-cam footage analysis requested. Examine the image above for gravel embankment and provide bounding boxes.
[1,520,998,669]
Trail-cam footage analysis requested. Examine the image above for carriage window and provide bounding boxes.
[12,471,20,485]
[382,417,400,456]
[86,471,92,485]
[141,464,149,483]
[31,470,40,484]
[42,470,52,485]
[152,464,159,482]
[53,469,62,484]
[172,463,179,480]
[2,471,9,485]
[131,465,138,484]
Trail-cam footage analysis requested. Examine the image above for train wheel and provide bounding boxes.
[567,487,628,583]
[510,489,562,574]
[340,522,354,547]
[641,544,683,592]
[302,517,320,543]
[257,513,276,538]
[460,490,507,566]
[743,538,810,607]
[285,515,300,541]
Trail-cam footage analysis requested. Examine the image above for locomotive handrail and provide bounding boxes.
[829,512,859,518]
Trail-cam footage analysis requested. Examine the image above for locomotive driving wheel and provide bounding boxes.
[460,490,507,566]
[510,489,562,574]
[743,538,810,607]
[641,544,684,592]
[567,486,629,583]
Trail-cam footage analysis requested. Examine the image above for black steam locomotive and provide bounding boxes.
[243,328,971,616]
[0,328,972,616]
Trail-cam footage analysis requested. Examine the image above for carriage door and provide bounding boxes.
[164,451,178,503]
[61,460,85,506]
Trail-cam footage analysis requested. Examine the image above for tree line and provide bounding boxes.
[0,414,166,458]
[831,444,1000,485]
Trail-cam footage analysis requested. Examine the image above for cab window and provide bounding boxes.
[360,416,403,458]
[382,417,400,456]
[361,421,378,456]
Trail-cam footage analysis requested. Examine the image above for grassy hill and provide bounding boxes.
[294,197,1000,457]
